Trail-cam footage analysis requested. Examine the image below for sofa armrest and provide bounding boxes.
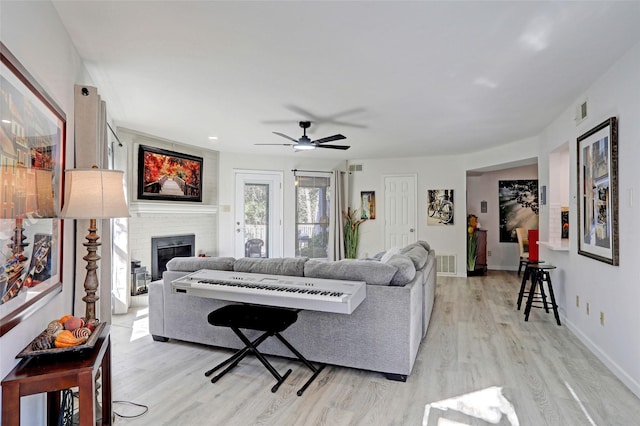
[149,270,191,339]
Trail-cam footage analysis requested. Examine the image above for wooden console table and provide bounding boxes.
[1,324,112,426]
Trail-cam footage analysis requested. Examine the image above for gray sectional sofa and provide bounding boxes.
[148,241,436,380]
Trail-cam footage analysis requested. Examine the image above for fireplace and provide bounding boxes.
[151,234,195,280]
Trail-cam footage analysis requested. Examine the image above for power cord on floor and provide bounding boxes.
[112,400,149,419]
[69,392,149,421]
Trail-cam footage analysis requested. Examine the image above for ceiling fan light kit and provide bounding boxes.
[255,121,350,151]
[295,144,316,151]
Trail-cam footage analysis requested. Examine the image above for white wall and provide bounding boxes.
[217,152,345,257]
[467,164,539,271]
[537,40,640,397]
[347,138,539,276]
[348,156,465,264]
[0,1,88,422]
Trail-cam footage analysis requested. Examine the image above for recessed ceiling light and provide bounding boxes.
[208,136,218,140]
[1,119,11,124]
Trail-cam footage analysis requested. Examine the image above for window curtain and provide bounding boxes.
[329,170,348,260]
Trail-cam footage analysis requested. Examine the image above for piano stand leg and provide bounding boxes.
[275,333,327,396]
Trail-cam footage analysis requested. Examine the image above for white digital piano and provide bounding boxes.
[171,269,366,314]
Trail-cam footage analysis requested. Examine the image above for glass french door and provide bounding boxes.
[234,172,282,258]
[294,173,331,258]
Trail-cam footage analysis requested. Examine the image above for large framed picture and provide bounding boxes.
[137,144,203,202]
[577,117,618,265]
[1,42,65,336]
[498,180,539,242]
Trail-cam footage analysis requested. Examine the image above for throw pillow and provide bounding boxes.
[401,245,429,270]
[416,240,431,252]
[372,251,386,260]
[380,247,401,263]
[385,254,416,286]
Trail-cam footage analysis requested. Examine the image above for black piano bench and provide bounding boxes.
[205,304,325,396]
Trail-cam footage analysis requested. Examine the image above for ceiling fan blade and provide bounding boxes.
[316,144,350,150]
[254,143,295,146]
[312,134,346,144]
[272,131,299,143]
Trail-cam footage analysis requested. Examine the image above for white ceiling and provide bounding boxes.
[52,1,640,160]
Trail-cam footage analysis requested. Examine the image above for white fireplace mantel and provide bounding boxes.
[129,202,218,215]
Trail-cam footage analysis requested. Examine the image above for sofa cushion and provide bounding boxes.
[385,254,416,286]
[166,256,235,272]
[234,257,308,277]
[304,259,397,286]
[400,244,429,270]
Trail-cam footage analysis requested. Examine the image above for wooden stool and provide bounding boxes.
[205,304,325,396]
[524,265,561,326]
[516,260,545,310]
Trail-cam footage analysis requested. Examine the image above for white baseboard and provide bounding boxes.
[562,314,640,399]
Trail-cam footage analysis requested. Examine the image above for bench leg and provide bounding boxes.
[275,333,326,396]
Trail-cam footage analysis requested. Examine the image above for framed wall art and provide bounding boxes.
[577,117,618,265]
[1,42,66,336]
[427,189,454,225]
[137,144,203,202]
[498,180,539,242]
[360,191,375,219]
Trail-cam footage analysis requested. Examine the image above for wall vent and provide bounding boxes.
[349,164,363,172]
[436,254,457,275]
[575,98,588,124]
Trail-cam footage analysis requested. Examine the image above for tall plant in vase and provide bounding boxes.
[467,214,479,272]
[343,207,366,259]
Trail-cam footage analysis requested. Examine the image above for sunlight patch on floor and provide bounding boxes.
[423,386,519,426]
[130,308,150,342]
[437,419,469,426]
[564,381,597,426]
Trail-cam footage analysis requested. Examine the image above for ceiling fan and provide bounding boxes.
[256,121,350,151]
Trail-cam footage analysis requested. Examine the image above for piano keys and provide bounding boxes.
[171,269,366,314]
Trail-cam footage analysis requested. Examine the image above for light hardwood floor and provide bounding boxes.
[110,271,640,425]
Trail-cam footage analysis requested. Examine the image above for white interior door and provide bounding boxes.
[234,171,282,258]
[384,175,417,249]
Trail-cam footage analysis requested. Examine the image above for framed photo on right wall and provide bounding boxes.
[577,117,619,265]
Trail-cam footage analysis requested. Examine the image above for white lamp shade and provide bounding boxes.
[60,168,130,219]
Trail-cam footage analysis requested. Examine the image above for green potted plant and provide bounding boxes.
[343,207,366,259]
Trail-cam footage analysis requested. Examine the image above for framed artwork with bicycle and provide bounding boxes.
[427,189,454,225]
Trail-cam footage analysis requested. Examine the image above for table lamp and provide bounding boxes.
[60,167,129,323]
